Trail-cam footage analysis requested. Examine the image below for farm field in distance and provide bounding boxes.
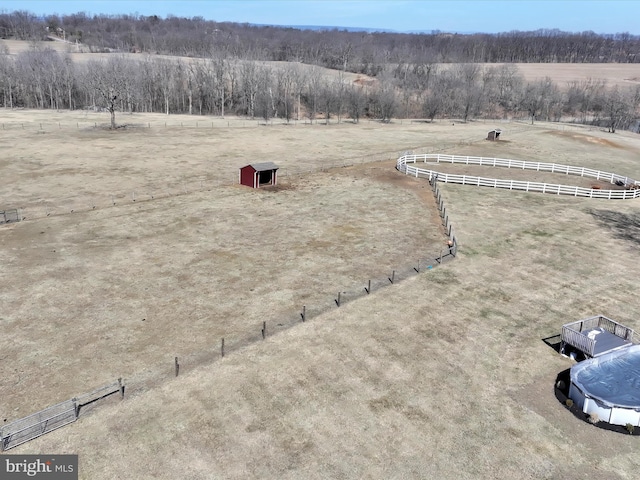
[3,109,640,479]
[3,39,640,88]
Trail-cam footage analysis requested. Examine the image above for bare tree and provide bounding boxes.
[319,80,335,125]
[490,64,524,118]
[371,72,396,122]
[211,55,229,117]
[564,79,602,124]
[85,56,131,128]
[601,86,639,133]
[539,79,564,122]
[520,79,550,124]
[346,84,366,123]
[276,63,301,122]
[190,59,216,115]
[15,49,49,108]
[422,73,449,122]
[304,66,324,123]
[0,48,15,108]
[255,65,275,123]
[240,61,259,118]
[154,58,177,115]
[452,63,483,122]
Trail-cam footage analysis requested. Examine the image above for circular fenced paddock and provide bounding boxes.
[396,154,640,200]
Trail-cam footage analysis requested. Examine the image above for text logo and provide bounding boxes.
[1,455,77,479]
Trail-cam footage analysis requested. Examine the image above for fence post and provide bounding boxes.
[389,270,395,284]
[174,357,180,377]
[118,378,125,399]
[365,279,371,294]
[221,338,225,357]
[335,292,341,307]
[301,305,306,322]
[414,260,420,273]
[73,398,80,418]
[261,321,266,339]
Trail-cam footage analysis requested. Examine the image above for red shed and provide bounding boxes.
[239,162,279,188]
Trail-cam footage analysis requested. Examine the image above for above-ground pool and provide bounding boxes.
[569,344,640,426]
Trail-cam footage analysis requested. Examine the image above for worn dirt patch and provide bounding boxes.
[545,129,623,149]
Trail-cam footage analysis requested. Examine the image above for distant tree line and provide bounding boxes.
[1,47,638,132]
[0,10,638,131]
[1,10,640,69]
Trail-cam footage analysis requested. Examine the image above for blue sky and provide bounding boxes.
[1,1,638,35]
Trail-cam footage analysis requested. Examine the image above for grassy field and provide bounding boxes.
[3,110,640,479]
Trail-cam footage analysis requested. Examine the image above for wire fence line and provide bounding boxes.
[0,115,603,133]
[1,244,457,451]
[1,154,460,450]
[9,148,415,222]
[0,118,344,131]
[0,117,455,132]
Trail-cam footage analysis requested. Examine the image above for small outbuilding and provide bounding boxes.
[487,129,502,141]
[239,162,279,188]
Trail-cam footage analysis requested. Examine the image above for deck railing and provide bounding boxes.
[561,315,635,358]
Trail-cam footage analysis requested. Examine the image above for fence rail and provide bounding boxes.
[0,209,21,224]
[0,380,122,451]
[1,400,76,451]
[397,154,640,200]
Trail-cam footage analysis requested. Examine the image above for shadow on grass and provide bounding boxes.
[542,334,562,353]
[589,209,640,247]
[554,368,639,436]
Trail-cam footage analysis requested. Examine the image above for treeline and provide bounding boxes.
[1,10,640,71]
[1,47,638,132]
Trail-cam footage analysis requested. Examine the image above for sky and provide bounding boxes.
[1,0,639,35]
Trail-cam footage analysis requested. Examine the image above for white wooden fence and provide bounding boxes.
[396,154,640,200]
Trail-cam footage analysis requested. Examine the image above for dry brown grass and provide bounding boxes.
[483,62,640,88]
[4,110,640,479]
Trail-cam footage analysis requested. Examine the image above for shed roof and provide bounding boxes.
[247,162,279,171]
[488,128,502,133]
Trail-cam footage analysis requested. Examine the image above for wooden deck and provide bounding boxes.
[581,328,633,357]
[561,315,634,358]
